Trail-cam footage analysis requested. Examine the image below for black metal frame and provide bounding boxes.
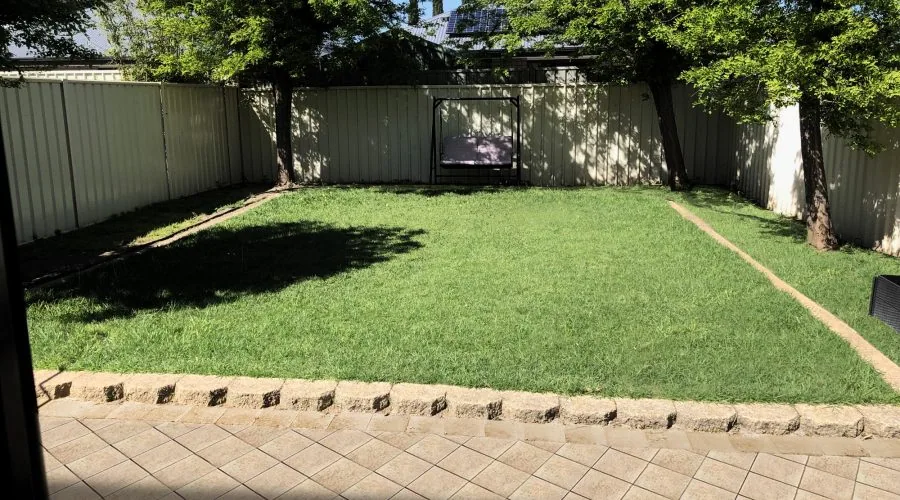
[430,96,522,185]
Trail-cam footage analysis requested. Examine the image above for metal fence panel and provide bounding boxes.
[0,82,77,242]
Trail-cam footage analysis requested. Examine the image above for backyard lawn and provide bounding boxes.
[25,186,900,404]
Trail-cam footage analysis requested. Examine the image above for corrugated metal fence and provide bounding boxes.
[0,80,240,243]
[720,105,900,255]
[240,84,732,186]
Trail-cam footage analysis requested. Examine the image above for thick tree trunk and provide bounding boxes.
[433,0,443,16]
[408,0,420,25]
[648,80,690,191]
[273,70,294,188]
[798,95,838,250]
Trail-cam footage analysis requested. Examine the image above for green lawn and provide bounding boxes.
[19,185,265,284]
[26,186,900,404]
[675,187,900,368]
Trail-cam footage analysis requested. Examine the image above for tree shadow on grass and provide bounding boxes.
[679,187,807,243]
[29,221,426,322]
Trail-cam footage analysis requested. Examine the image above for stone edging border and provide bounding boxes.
[34,370,900,439]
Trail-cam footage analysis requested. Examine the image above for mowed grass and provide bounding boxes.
[675,187,900,368]
[26,186,900,404]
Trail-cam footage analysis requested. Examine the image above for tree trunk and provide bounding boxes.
[273,70,294,188]
[648,80,690,191]
[408,0,420,25]
[798,94,838,250]
[433,0,443,16]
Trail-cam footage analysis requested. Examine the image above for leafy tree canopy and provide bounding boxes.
[667,0,900,154]
[2,0,108,74]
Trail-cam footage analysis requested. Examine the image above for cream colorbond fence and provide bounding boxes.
[0,80,240,243]
[239,84,733,186]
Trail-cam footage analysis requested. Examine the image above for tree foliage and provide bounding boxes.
[2,0,109,78]
[103,0,400,85]
[667,0,900,154]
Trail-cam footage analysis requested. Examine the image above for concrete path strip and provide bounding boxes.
[28,188,284,290]
[669,200,900,393]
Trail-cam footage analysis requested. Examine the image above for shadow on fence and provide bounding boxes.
[30,221,426,322]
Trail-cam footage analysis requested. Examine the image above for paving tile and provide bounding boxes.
[774,453,808,465]
[407,434,459,464]
[471,460,530,497]
[143,405,192,423]
[407,466,467,500]
[219,484,264,499]
[42,420,92,448]
[391,489,427,500]
[280,479,337,499]
[50,481,102,500]
[284,442,342,476]
[451,482,504,500]
[178,406,227,425]
[319,428,373,455]
[48,433,107,464]
[80,417,116,431]
[437,446,493,480]
[444,433,470,444]
[634,463,691,499]
[530,439,565,453]
[807,455,859,480]
[862,441,900,459]
[328,412,373,431]
[196,435,255,466]
[155,421,200,439]
[594,448,649,483]
[571,469,631,500]
[680,479,735,500]
[463,436,515,459]
[84,460,149,497]
[376,431,426,451]
[40,415,73,431]
[484,420,525,440]
[498,441,554,474]
[93,420,152,444]
[858,461,900,494]
[509,476,567,500]
[408,415,446,435]
[321,437,392,473]
[220,449,279,483]
[114,428,171,457]
[43,449,63,472]
[644,429,692,450]
[556,443,608,467]
[244,463,306,499]
[707,451,757,470]
[46,465,80,494]
[564,493,591,500]
[376,452,432,486]
[652,448,705,476]
[798,466,855,500]
[616,446,659,462]
[368,414,411,433]
[864,458,900,473]
[218,408,262,426]
[107,402,156,420]
[768,436,825,456]
[534,454,590,490]
[257,430,313,461]
[235,426,287,447]
[523,423,566,443]
[132,440,193,473]
[694,457,749,493]
[154,455,215,490]
[176,469,241,500]
[795,490,830,500]
[818,437,866,457]
[852,484,900,499]
[292,411,334,432]
[751,453,805,486]
[624,486,669,500]
[67,445,128,479]
[685,431,735,454]
[739,472,797,500]
[106,475,172,500]
[564,425,609,446]
[312,457,371,494]
[342,473,403,500]
[175,424,231,452]
[443,417,486,438]
[254,409,297,428]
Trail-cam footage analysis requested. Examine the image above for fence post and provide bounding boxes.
[234,87,246,183]
[58,81,80,229]
[158,82,172,200]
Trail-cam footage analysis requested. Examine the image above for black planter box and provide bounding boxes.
[870,275,900,333]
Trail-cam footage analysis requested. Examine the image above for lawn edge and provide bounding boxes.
[25,188,284,289]
[669,200,900,395]
[33,370,900,439]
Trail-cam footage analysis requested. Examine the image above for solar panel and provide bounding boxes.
[446,9,507,38]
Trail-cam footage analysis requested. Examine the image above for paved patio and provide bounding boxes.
[40,400,900,499]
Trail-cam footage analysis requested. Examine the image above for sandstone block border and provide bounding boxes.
[35,369,900,438]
